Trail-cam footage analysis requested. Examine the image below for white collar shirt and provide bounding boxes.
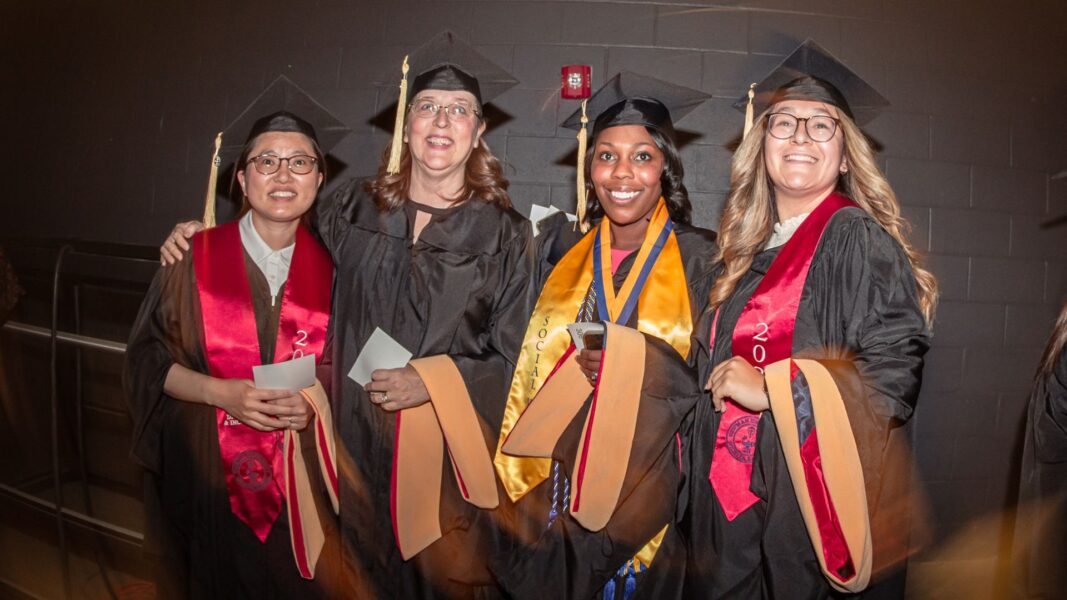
[238,211,294,302]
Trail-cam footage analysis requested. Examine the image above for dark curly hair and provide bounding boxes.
[582,126,692,225]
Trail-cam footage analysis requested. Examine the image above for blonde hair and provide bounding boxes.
[710,108,939,326]
[1038,301,1067,379]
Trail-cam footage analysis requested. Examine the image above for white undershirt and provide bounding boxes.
[238,212,294,303]
[764,212,811,250]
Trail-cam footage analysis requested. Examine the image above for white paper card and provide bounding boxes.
[529,203,577,236]
[253,353,316,391]
[566,322,605,352]
[347,327,413,386]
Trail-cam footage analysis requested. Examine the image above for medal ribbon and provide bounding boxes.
[494,198,692,501]
[592,202,673,325]
[195,222,332,542]
[709,192,854,521]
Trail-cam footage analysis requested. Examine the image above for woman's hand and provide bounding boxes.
[707,357,769,413]
[575,349,602,386]
[207,378,303,431]
[160,220,205,265]
[364,365,430,411]
[264,392,312,431]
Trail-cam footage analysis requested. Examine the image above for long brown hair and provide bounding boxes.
[365,116,510,210]
[710,107,939,325]
[1038,301,1067,378]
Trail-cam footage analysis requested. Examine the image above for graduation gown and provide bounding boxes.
[680,206,930,599]
[314,179,533,599]
[1012,347,1067,598]
[493,212,717,600]
[124,244,336,599]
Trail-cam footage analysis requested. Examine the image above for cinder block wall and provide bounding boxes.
[3,1,1066,595]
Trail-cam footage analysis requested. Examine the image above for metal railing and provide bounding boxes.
[1,239,157,599]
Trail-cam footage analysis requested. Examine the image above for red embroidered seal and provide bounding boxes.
[232,450,272,491]
[725,415,759,464]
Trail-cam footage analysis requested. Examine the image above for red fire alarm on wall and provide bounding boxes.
[561,65,591,99]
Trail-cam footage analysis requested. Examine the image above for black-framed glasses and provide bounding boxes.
[247,154,318,175]
[766,113,840,143]
[409,100,481,122]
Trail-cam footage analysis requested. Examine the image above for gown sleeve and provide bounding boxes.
[445,221,536,440]
[123,253,201,473]
[763,213,931,592]
[312,177,365,261]
[809,214,929,500]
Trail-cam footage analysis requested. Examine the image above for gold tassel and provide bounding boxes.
[575,99,590,233]
[202,132,222,228]
[742,83,756,140]
[386,55,410,175]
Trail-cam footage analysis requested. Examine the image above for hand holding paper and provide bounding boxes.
[348,327,414,386]
[253,353,317,391]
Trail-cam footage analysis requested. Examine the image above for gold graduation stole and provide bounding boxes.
[494,198,692,501]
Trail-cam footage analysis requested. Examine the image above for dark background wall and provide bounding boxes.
[3,1,1067,597]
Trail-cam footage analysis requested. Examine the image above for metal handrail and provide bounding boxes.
[0,482,143,546]
[2,321,126,354]
[2,240,156,599]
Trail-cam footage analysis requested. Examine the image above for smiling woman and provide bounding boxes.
[125,81,349,597]
[310,31,536,599]
[589,124,666,250]
[492,71,715,600]
[237,130,324,230]
[682,39,939,598]
[762,101,847,215]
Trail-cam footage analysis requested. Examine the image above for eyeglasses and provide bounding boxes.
[409,100,481,122]
[247,154,318,175]
[765,113,840,143]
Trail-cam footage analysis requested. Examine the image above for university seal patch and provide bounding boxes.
[232,450,272,491]
[725,415,759,464]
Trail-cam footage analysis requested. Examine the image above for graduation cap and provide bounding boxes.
[380,31,518,174]
[560,71,710,230]
[735,39,890,137]
[202,76,350,226]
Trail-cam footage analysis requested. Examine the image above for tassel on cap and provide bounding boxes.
[575,99,590,233]
[386,56,410,175]
[203,132,223,228]
[742,83,756,140]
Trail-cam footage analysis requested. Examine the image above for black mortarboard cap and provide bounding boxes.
[561,71,711,139]
[217,75,350,166]
[202,75,350,225]
[734,39,889,125]
[379,31,517,174]
[379,31,518,107]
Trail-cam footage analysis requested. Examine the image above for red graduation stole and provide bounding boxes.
[708,192,854,520]
[193,221,332,544]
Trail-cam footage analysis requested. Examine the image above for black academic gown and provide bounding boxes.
[680,207,930,599]
[124,247,335,600]
[1012,347,1067,598]
[314,179,533,599]
[493,214,717,600]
